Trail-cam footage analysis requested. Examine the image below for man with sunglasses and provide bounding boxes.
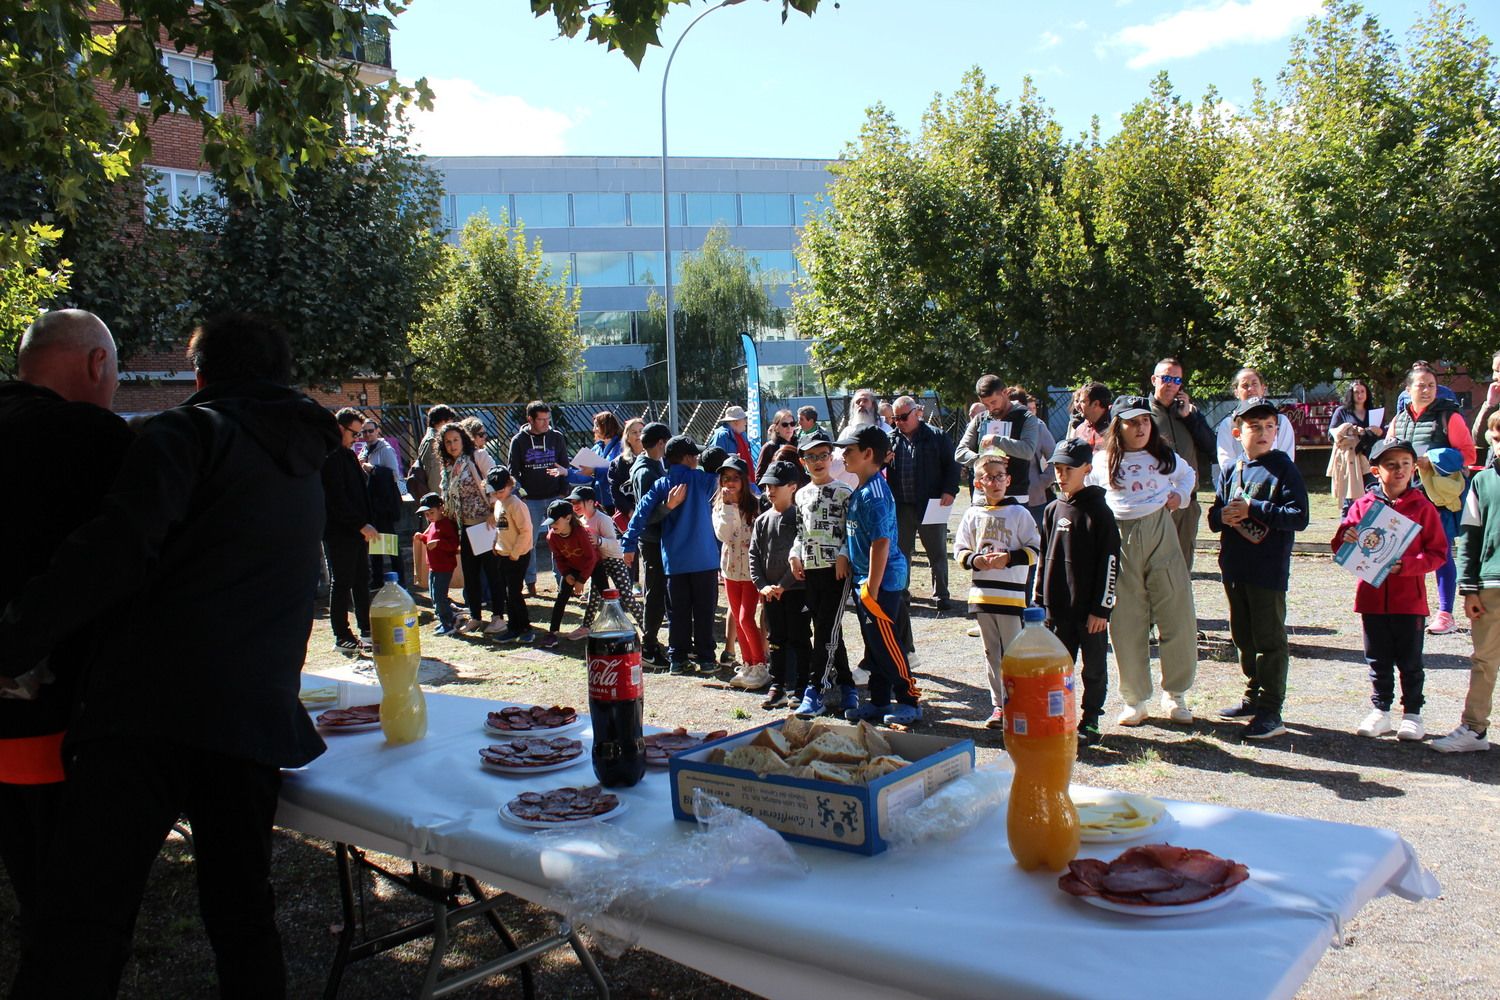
[888,395,960,611]
[1149,357,1216,569]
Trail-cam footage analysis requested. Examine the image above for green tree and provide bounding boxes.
[0,224,71,372]
[647,224,778,400]
[0,0,430,232]
[534,0,820,65]
[1194,1,1500,404]
[410,217,583,402]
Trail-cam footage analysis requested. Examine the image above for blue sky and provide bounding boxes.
[392,1,1499,158]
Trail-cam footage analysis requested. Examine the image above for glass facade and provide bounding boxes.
[573,192,627,227]
[741,193,793,226]
[578,311,633,346]
[513,193,570,228]
[540,252,572,285]
[685,192,738,227]
[574,251,631,287]
[454,193,509,227]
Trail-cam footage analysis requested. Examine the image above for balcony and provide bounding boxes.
[344,14,394,83]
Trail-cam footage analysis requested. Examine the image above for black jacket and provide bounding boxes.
[323,446,374,539]
[1208,450,1308,591]
[629,453,668,544]
[749,506,803,592]
[1035,485,1121,621]
[0,382,134,748]
[887,422,960,505]
[0,378,339,768]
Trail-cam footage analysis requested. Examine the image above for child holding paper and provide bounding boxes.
[486,465,535,643]
[416,493,460,635]
[1333,438,1447,740]
[439,422,503,635]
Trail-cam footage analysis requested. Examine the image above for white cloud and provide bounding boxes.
[1038,30,1063,50]
[1114,0,1323,69]
[409,78,575,156]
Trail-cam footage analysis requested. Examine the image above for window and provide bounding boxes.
[797,197,828,226]
[633,251,664,286]
[574,252,631,287]
[748,251,798,281]
[144,167,220,223]
[636,311,665,347]
[762,364,815,397]
[454,194,509,227]
[141,52,220,115]
[685,193,738,227]
[577,311,634,346]
[540,252,573,285]
[741,193,793,226]
[572,193,627,227]
[628,193,682,228]
[578,370,641,400]
[513,194,570,228]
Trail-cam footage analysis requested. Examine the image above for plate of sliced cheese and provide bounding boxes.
[1071,788,1174,844]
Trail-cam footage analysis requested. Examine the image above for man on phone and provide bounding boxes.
[1148,357,1215,569]
[1471,350,1500,465]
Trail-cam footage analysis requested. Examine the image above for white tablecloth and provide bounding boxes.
[277,687,1436,1000]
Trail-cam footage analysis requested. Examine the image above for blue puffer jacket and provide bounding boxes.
[620,462,721,575]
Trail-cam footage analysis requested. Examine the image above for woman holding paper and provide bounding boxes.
[440,423,504,634]
[1327,380,1383,516]
[567,411,621,510]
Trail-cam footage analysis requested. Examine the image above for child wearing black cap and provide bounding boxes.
[415,493,460,635]
[1208,398,1309,740]
[789,429,856,717]
[750,461,811,709]
[1036,438,1120,747]
[1334,437,1447,740]
[567,485,643,639]
[542,501,597,649]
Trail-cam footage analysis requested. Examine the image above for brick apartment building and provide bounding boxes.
[89,2,397,414]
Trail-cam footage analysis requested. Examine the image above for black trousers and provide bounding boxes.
[11,737,286,1000]
[1361,613,1426,713]
[895,501,950,600]
[0,781,63,960]
[640,537,669,651]
[1051,615,1110,725]
[802,567,852,687]
[324,532,371,639]
[667,569,718,663]
[458,522,503,622]
[765,589,813,691]
[497,554,531,634]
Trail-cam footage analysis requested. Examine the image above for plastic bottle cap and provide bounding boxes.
[602,588,619,599]
[1022,606,1046,624]
[385,572,398,582]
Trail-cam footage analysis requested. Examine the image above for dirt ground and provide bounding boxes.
[2,488,1497,999]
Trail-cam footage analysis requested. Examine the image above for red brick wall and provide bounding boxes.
[115,344,387,414]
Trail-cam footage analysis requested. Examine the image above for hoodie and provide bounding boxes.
[0,378,338,769]
[1332,485,1448,616]
[621,462,721,575]
[953,496,1039,615]
[1035,485,1120,622]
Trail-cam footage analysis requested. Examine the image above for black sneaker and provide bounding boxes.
[669,661,693,677]
[642,645,669,668]
[719,649,735,665]
[1218,700,1258,720]
[1078,720,1103,748]
[935,598,952,613]
[333,636,361,652]
[1243,713,1288,740]
[761,685,787,710]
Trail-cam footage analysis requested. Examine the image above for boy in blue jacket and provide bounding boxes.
[1207,397,1310,740]
[622,434,721,676]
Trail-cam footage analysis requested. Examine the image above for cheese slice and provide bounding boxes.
[1071,791,1166,833]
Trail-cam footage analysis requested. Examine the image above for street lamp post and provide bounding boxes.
[660,0,747,433]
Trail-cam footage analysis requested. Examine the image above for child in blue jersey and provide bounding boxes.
[837,424,923,726]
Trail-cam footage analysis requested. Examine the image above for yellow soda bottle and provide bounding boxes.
[1002,606,1079,871]
[369,572,428,745]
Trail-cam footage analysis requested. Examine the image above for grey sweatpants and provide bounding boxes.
[977,612,1023,709]
[1109,506,1197,706]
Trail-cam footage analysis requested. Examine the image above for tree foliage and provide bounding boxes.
[0,224,71,374]
[532,0,820,66]
[410,217,583,403]
[1195,1,1500,404]
[0,0,430,236]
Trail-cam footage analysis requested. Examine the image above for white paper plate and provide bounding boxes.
[480,754,586,776]
[1072,789,1175,844]
[1076,879,1245,918]
[300,688,339,709]
[483,717,584,739]
[497,797,628,829]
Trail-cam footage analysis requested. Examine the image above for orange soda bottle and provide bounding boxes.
[1002,606,1079,871]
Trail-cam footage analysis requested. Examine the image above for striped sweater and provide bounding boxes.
[953,497,1039,615]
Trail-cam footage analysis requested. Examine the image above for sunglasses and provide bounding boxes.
[894,410,918,421]
[361,428,379,435]
[1156,375,1183,385]
[777,421,793,427]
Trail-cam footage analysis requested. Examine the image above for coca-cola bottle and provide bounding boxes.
[587,589,645,787]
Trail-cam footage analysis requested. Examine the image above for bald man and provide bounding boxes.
[0,309,133,962]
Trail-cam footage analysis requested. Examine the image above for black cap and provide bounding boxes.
[1109,395,1153,422]
[545,498,574,522]
[416,492,443,513]
[834,425,891,451]
[1051,438,1096,468]
[664,434,701,463]
[1232,396,1279,422]
[718,455,749,478]
[759,460,801,487]
[484,464,513,493]
[700,445,728,473]
[566,485,595,504]
[642,421,671,448]
[1370,438,1417,464]
[797,428,835,453]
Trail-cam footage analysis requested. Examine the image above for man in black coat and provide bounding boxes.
[0,309,134,967]
[888,396,961,611]
[0,312,338,999]
[324,406,378,649]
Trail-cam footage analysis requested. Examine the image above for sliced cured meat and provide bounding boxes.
[486,705,579,732]
[1137,879,1218,905]
[1101,867,1182,894]
[1057,843,1249,908]
[479,736,583,769]
[643,729,731,766]
[506,785,619,823]
[1062,858,1110,892]
[317,705,380,727]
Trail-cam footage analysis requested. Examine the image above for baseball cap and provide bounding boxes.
[797,428,835,453]
[718,455,750,478]
[1232,396,1278,422]
[641,421,671,448]
[664,434,701,463]
[759,460,801,487]
[416,492,443,513]
[545,498,573,522]
[1370,438,1417,464]
[834,424,890,451]
[1050,439,1095,468]
[567,485,595,504]
[484,465,513,494]
[1110,394,1152,423]
[971,447,1009,471]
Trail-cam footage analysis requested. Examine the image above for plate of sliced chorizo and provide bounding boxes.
[644,728,730,768]
[1059,843,1250,916]
[483,705,581,738]
[315,704,381,731]
[479,737,585,774]
[498,785,626,828]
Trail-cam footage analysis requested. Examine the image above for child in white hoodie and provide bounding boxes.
[566,485,642,639]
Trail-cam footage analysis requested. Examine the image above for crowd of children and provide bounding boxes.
[398,363,1499,755]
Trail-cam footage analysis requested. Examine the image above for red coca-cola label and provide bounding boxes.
[589,652,642,701]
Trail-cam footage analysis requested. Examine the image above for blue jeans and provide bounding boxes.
[522,497,557,586]
[430,570,455,628]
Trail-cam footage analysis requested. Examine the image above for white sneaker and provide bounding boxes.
[483,619,508,634]
[731,663,771,689]
[1357,708,1395,737]
[1162,692,1193,723]
[1396,713,1425,741]
[966,623,981,638]
[1117,702,1150,727]
[1431,724,1490,753]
